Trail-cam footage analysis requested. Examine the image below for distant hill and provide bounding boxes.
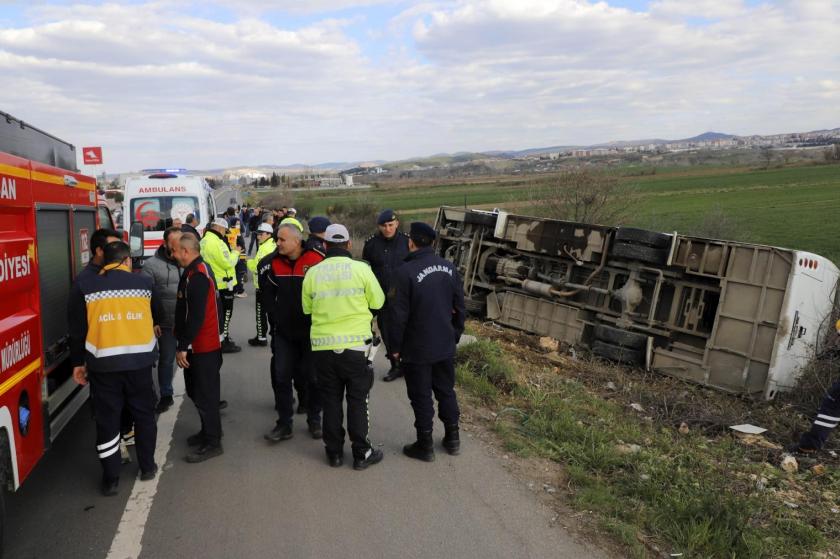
[678,131,735,142]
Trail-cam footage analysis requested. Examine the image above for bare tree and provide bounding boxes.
[530,169,638,225]
[760,146,773,169]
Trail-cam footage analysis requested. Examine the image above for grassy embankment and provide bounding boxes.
[456,325,839,558]
[275,164,840,264]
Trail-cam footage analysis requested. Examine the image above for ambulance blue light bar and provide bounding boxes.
[141,168,188,174]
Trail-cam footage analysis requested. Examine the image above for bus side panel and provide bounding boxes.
[0,154,45,487]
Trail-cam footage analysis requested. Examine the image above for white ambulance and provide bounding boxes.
[123,170,217,257]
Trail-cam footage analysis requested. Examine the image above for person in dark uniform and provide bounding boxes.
[788,319,840,454]
[173,233,225,463]
[388,222,466,462]
[69,241,160,495]
[362,209,410,382]
[304,216,330,253]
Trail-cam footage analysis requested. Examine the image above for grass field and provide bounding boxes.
[257,163,840,264]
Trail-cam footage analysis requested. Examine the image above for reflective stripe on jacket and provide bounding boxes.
[301,249,385,351]
[200,229,238,290]
[76,263,158,372]
[247,237,276,289]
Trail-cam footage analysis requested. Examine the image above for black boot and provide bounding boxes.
[382,359,403,382]
[403,430,435,462]
[443,424,461,455]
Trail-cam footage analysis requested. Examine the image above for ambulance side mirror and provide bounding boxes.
[129,222,145,258]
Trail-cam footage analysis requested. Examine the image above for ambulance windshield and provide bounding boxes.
[130,196,200,231]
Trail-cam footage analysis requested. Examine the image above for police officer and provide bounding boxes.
[258,223,324,442]
[201,217,241,353]
[388,222,466,462]
[69,241,160,495]
[173,233,225,463]
[305,216,330,253]
[362,209,410,382]
[302,224,386,470]
[247,223,276,346]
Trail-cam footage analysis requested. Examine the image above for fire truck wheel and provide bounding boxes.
[0,485,4,558]
[591,340,644,365]
[610,241,669,266]
[593,324,648,350]
[614,227,673,249]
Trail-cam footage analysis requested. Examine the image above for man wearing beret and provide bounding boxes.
[387,222,466,462]
[305,216,331,254]
[363,209,410,382]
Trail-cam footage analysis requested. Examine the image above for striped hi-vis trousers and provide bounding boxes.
[88,368,158,480]
[799,378,840,451]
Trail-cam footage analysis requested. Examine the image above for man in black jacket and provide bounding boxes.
[257,223,324,442]
[173,234,225,463]
[388,222,466,462]
[69,241,161,495]
[362,209,409,382]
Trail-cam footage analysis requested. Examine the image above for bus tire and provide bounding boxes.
[592,340,644,365]
[610,241,669,266]
[614,227,672,249]
[594,324,648,350]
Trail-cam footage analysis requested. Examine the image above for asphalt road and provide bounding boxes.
[6,283,607,559]
[212,186,242,213]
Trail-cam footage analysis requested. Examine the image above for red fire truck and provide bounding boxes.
[0,111,115,551]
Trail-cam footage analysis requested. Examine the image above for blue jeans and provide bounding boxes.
[156,328,178,398]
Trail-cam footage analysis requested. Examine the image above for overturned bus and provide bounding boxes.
[434,207,840,400]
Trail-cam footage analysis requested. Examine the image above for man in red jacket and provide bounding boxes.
[258,223,325,442]
[173,234,225,463]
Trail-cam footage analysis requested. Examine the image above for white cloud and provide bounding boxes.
[0,0,838,171]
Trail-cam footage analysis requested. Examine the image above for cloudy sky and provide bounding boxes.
[0,0,838,173]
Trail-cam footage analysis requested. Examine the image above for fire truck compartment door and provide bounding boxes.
[36,208,72,369]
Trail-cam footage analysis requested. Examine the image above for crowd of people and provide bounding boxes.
[68,205,466,496]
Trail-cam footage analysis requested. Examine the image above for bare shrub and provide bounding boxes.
[529,169,638,225]
[325,195,379,253]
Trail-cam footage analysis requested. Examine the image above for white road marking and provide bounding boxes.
[106,372,185,559]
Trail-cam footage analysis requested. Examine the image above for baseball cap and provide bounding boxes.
[324,224,350,243]
[212,217,230,230]
[286,207,297,216]
[257,223,274,234]
[377,209,397,225]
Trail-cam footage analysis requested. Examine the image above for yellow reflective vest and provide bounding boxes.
[301,253,385,351]
[201,229,239,290]
[247,237,276,290]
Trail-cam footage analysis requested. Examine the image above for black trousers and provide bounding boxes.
[234,260,247,294]
[184,350,223,444]
[219,289,234,339]
[377,306,398,368]
[88,368,157,480]
[800,378,840,450]
[255,289,267,339]
[272,335,321,426]
[314,350,373,458]
[403,358,460,432]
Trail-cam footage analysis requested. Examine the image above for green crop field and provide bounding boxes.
[258,163,840,264]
